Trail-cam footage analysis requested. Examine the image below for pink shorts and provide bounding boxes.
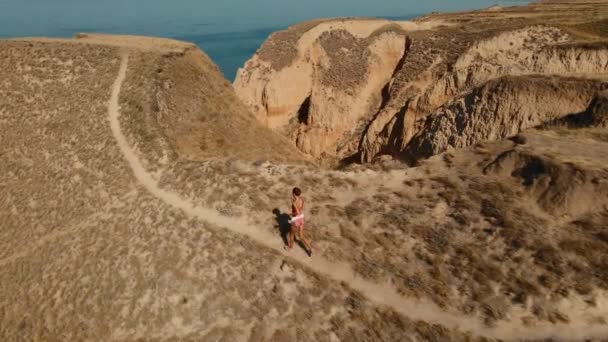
[291,215,304,227]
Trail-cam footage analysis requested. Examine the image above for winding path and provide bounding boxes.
[108,52,608,341]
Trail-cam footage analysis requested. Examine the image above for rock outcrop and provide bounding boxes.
[235,1,608,163]
[235,19,422,159]
[588,90,608,128]
[484,148,608,218]
[404,76,608,161]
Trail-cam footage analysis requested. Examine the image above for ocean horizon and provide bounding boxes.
[0,0,517,80]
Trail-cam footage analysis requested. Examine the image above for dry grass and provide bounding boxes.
[155,142,608,326]
[0,38,484,341]
[317,26,407,90]
[119,48,309,170]
[216,134,606,325]
[257,20,327,71]
[561,18,608,40]
[0,40,124,260]
[545,125,608,143]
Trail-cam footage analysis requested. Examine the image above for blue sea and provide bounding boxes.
[0,0,515,80]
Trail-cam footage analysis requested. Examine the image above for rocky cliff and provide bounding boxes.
[588,90,608,127]
[234,1,608,163]
[404,76,607,161]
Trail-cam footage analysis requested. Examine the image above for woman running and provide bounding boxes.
[287,187,313,257]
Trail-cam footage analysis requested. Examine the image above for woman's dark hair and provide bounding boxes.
[293,187,302,196]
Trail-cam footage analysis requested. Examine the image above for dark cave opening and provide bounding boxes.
[298,96,312,125]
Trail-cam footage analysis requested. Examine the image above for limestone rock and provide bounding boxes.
[404,76,607,161]
[235,1,608,163]
[589,91,608,128]
[235,19,423,159]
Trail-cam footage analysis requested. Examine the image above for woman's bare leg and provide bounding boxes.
[298,225,313,255]
[287,224,296,250]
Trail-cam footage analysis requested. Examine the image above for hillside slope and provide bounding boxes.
[1,35,411,342]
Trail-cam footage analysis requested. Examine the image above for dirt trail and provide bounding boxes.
[108,52,608,340]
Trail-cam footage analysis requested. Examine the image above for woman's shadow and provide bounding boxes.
[272,208,291,246]
[273,208,309,252]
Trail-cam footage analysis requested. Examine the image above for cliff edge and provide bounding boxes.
[234,0,608,163]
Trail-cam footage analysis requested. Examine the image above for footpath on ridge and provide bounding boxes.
[107,51,608,341]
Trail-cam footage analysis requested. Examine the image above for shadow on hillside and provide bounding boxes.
[273,208,291,246]
[273,208,310,253]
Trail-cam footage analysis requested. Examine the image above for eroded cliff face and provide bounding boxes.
[588,90,608,127]
[235,1,608,163]
[404,76,608,161]
[361,28,608,163]
[234,19,433,159]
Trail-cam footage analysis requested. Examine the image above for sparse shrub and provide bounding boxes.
[414,322,451,342]
[533,244,564,276]
[403,179,416,187]
[482,297,509,324]
[559,239,603,262]
[574,275,594,295]
[476,260,503,283]
[591,256,608,286]
[480,199,504,226]
[597,231,608,245]
[507,276,541,305]
[537,273,556,289]
[339,224,362,246]
[373,193,391,204]
[423,228,451,254]
[377,205,412,233]
[449,196,479,226]
[510,134,528,145]
[354,254,383,281]
[344,198,374,225]
[547,310,570,324]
